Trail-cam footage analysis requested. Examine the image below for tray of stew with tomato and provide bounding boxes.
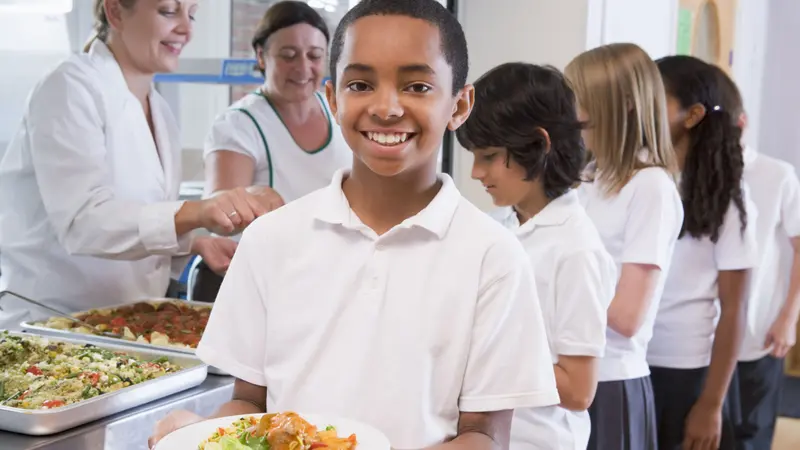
[22,299,212,355]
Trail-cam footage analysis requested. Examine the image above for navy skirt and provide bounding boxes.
[588,376,658,450]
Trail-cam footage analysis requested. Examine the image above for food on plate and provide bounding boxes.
[0,331,181,410]
[34,300,212,349]
[200,412,358,450]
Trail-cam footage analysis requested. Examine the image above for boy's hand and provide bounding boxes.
[683,399,722,450]
[148,410,204,449]
[192,236,238,275]
[245,185,285,213]
[765,315,797,358]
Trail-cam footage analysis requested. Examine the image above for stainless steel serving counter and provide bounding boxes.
[0,375,235,450]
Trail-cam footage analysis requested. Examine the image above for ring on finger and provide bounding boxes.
[228,211,238,218]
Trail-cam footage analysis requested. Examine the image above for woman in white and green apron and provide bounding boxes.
[191,1,351,301]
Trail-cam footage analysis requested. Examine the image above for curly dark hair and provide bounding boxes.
[657,56,746,242]
[455,62,586,199]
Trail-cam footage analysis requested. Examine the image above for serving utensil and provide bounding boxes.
[0,290,124,339]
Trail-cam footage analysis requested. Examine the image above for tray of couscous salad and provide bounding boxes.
[0,330,208,436]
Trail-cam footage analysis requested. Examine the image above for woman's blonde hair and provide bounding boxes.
[565,43,677,194]
[83,0,137,52]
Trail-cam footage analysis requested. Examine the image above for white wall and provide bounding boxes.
[0,13,74,156]
[757,0,800,171]
[732,0,769,148]
[454,0,679,210]
[601,0,679,60]
[178,1,232,152]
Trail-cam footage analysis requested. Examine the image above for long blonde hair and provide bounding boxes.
[83,0,137,52]
[565,43,676,194]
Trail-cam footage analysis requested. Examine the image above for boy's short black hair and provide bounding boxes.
[456,62,586,200]
[329,0,468,96]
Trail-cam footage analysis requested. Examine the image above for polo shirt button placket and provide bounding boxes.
[372,241,386,291]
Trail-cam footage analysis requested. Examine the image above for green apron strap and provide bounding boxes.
[233,107,274,189]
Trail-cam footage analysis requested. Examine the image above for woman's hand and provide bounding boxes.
[192,236,237,275]
[148,409,204,449]
[199,187,271,236]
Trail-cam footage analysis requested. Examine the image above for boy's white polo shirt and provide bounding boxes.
[648,182,759,369]
[493,190,617,450]
[196,169,560,450]
[738,147,800,361]
[578,167,684,381]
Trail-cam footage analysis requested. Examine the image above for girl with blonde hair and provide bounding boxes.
[565,43,684,450]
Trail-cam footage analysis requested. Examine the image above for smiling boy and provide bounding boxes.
[150,0,558,449]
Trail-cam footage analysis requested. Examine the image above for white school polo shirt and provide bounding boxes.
[648,182,759,369]
[203,91,352,203]
[196,169,560,449]
[739,146,800,362]
[493,190,616,450]
[578,167,683,381]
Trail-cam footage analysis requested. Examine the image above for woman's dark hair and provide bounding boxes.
[251,1,330,54]
[657,55,746,242]
[455,62,585,199]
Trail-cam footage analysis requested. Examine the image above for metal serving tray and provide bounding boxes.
[19,298,230,376]
[0,330,209,436]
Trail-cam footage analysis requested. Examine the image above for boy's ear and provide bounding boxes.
[325,80,340,125]
[447,84,475,132]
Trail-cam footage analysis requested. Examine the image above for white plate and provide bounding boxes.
[155,412,392,450]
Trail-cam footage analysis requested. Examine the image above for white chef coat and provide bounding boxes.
[203,90,352,202]
[0,40,191,321]
[739,146,800,362]
[648,181,759,369]
[493,191,616,450]
[197,169,560,450]
[578,166,684,381]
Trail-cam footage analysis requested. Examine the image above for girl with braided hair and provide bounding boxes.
[647,55,758,450]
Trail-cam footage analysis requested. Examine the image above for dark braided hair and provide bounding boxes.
[657,56,746,242]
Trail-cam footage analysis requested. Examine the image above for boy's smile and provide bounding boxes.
[361,129,417,158]
[326,14,472,178]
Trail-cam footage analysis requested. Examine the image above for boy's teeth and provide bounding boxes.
[367,132,410,145]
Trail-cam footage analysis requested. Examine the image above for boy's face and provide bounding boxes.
[471,147,534,207]
[326,15,473,177]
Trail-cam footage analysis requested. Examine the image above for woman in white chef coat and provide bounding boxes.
[0,0,272,321]
[190,1,351,301]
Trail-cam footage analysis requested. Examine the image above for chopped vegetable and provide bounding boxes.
[0,331,183,410]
